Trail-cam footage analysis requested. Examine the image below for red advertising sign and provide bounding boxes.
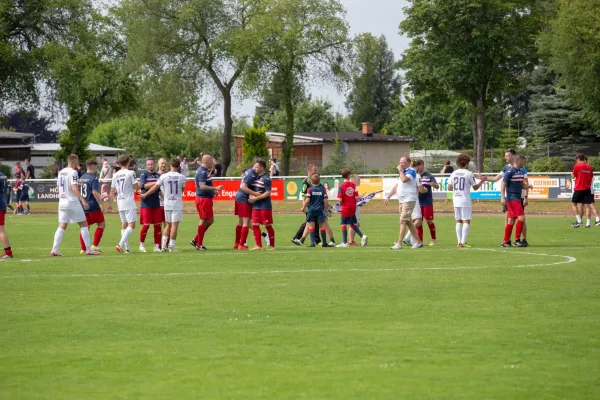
[180,179,284,201]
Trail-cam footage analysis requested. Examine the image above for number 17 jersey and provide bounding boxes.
[449,169,477,207]
[158,172,187,210]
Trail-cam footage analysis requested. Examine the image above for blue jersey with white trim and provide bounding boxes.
[418,171,437,206]
[80,172,100,213]
[235,169,257,203]
[503,167,524,202]
[306,184,327,215]
[252,173,272,210]
[195,166,214,198]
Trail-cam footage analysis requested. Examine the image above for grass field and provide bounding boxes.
[1,213,599,399]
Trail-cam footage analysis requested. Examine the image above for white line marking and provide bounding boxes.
[0,249,577,279]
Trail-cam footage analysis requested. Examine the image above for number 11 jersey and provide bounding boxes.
[449,169,477,208]
[158,172,187,210]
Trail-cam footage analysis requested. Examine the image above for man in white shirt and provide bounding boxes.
[180,157,189,177]
[141,158,187,252]
[99,159,113,213]
[111,156,140,254]
[384,156,424,249]
[448,153,487,247]
[51,154,101,256]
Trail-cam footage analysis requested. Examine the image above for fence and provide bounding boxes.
[13,172,600,203]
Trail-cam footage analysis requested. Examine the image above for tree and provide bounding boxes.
[346,33,401,132]
[118,0,264,176]
[548,0,600,130]
[244,0,350,175]
[242,125,268,164]
[400,0,542,171]
[0,109,59,143]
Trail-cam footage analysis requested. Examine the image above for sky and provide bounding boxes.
[212,0,412,124]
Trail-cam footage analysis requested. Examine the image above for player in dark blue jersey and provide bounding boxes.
[191,154,223,250]
[233,166,260,250]
[13,178,23,215]
[4,179,14,213]
[501,155,529,247]
[248,159,276,250]
[0,172,14,258]
[139,159,163,252]
[415,160,439,245]
[300,173,331,247]
[18,179,30,215]
[78,160,105,253]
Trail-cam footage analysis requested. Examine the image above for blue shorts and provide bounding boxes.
[19,192,30,202]
[340,216,358,225]
[306,213,326,223]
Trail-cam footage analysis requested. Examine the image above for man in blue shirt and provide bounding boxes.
[18,179,31,215]
[300,173,331,247]
[0,172,13,258]
[191,155,223,251]
[78,160,105,253]
[139,159,163,252]
[501,155,529,247]
[233,165,260,250]
[248,159,275,250]
[415,160,439,245]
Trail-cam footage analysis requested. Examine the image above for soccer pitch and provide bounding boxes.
[1,213,599,399]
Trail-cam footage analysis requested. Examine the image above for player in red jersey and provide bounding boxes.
[571,153,597,228]
[139,159,163,252]
[336,168,367,247]
[190,154,223,250]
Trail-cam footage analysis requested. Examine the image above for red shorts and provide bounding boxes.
[195,197,214,220]
[506,200,524,218]
[235,201,252,218]
[421,205,434,221]
[140,207,164,225]
[252,209,273,225]
[0,210,5,226]
[85,209,105,225]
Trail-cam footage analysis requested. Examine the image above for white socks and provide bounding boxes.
[162,235,169,249]
[461,223,470,245]
[169,239,176,249]
[587,218,591,226]
[455,223,463,244]
[52,228,65,252]
[80,227,91,252]
[576,215,582,223]
[119,227,133,247]
[404,231,413,244]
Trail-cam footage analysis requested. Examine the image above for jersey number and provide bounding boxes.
[453,177,465,191]
[80,185,87,198]
[117,178,125,199]
[59,176,68,198]
[168,181,179,195]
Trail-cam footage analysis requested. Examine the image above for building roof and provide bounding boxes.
[0,131,35,139]
[297,131,414,143]
[411,150,461,158]
[31,143,126,153]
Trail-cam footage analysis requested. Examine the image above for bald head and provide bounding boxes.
[201,154,214,169]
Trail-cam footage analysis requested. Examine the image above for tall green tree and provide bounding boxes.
[400,0,542,171]
[263,99,355,133]
[346,33,401,132]
[118,0,264,175]
[548,0,600,130]
[244,0,350,175]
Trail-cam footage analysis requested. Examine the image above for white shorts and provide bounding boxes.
[119,209,137,223]
[454,207,473,221]
[355,207,361,224]
[58,207,86,224]
[165,210,183,223]
[411,200,422,220]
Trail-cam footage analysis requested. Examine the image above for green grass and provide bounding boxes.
[1,213,599,399]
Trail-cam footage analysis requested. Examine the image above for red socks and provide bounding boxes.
[93,227,104,247]
[252,225,262,247]
[417,225,424,242]
[153,224,161,246]
[140,225,149,243]
[515,220,524,240]
[428,223,436,240]
[79,234,86,251]
[503,224,514,242]
[240,226,249,246]
[196,225,207,246]
[266,225,275,247]
[235,225,242,245]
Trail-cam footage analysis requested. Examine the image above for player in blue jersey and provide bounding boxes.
[18,178,30,215]
[415,160,439,245]
[12,177,23,215]
[78,160,105,253]
[190,154,223,251]
[234,164,260,250]
[139,159,163,252]
[301,173,331,247]
[501,155,529,247]
[248,159,275,250]
[0,171,14,258]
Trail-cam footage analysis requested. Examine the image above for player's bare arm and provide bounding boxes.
[249,191,271,204]
[472,175,487,191]
[384,184,398,205]
[300,196,309,212]
[92,190,102,205]
[500,181,507,205]
[240,183,259,197]
[141,182,161,199]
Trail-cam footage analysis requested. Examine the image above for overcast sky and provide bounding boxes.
[215,0,411,124]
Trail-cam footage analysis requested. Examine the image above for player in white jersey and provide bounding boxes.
[141,158,186,252]
[111,156,140,254]
[51,154,101,256]
[403,161,428,246]
[448,153,487,247]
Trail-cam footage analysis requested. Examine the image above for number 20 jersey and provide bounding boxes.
[449,169,477,208]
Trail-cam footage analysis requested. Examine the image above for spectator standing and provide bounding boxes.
[181,157,189,177]
[24,159,35,180]
[440,160,454,174]
[270,159,280,176]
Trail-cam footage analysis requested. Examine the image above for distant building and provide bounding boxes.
[0,131,34,167]
[234,123,414,171]
[31,143,125,171]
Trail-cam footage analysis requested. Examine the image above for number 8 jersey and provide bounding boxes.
[58,167,81,210]
[449,169,477,207]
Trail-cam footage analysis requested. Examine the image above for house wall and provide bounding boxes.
[321,142,410,171]
[234,137,321,168]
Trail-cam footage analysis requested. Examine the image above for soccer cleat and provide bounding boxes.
[391,243,402,250]
[115,244,125,254]
[322,243,329,248]
[348,242,359,247]
[328,241,336,247]
[521,239,529,247]
[267,246,276,251]
[238,245,249,251]
[195,246,207,251]
[403,238,411,246]
[190,239,197,248]
[291,238,302,246]
[153,247,162,253]
[249,247,263,251]
[586,225,591,228]
[595,221,600,227]
[80,250,86,255]
[461,243,471,248]
[500,241,512,248]
[168,248,180,252]
[308,244,316,247]
[412,242,424,249]
[200,245,208,251]
[361,235,368,247]
[336,243,349,248]
[233,243,239,250]
[91,245,102,253]
[139,245,147,253]
[50,251,63,257]
[85,250,101,256]
[572,222,583,228]
[514,240,527,248]
[429,240,437,246]
[1,254,13,259]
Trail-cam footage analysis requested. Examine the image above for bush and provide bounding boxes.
[0,164,11,178]
[242,126,269,164]
[587,157,600,171]
[529,157,568,172]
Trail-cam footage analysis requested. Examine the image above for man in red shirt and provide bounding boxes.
[571,153,596,228]
[336,168,368,247]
